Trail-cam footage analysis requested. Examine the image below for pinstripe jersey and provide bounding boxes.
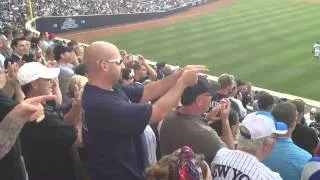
[141,125,157,167]
[211,148,283,180]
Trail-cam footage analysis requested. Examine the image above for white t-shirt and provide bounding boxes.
[231,98,247,119]
[211,148,283,180]
[0,53,5,70]
[313,43,320,51]
[304,112,316,126]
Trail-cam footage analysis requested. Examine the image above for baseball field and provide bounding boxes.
[65,0,320,100]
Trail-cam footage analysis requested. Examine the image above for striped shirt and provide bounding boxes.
[141,125,157,167]
[211,148,282,180]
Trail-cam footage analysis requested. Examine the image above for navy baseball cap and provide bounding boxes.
[181,76,220,106]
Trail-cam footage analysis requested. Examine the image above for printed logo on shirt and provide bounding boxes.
[212,164,250,180]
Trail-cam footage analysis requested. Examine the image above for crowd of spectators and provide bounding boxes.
[1,0,190,31]
[0,0,28,30]
[1,22,320,180]
[33,0,189,17]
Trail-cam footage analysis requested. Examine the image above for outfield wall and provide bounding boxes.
[33,4,192,33]
[25,16,320,111]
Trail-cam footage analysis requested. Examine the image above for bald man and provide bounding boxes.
[82,41,208,180]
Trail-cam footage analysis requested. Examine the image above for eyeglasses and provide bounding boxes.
[98,58,123,65]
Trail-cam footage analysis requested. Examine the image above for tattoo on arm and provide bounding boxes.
[0,116,26,159]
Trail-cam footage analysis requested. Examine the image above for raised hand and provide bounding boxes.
[206,105,222,124]
[7,95,56,123]
[0,71,6,88]
[219,98,231,122]
[179,65,209,87]
[7,62,19,86]
[72,84,82,107]
[123,54,135,68]
[0,95,56,159]
[51,78,62,96]
[137,55,145,65]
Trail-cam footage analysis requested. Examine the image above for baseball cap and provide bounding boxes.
[311,108,317,113]
[17,62,60,85]
[301,157,320,180]
[48,33,56,40]
[54,44,73,61]
[181,76,220,106]
[240,111,288,139]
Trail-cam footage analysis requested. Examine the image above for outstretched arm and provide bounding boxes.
[141,70,181,103]
[0,95,56,159]
[148,66,209,124]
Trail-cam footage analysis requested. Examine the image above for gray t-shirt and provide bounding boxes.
[160,111,226,163]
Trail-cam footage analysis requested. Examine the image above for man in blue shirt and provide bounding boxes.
[82,41,208,180]
[263,102,312,180]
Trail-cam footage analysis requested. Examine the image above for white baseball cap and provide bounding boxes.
[17,62,60,85]
[240,111,288,139]
[311,108,317,113]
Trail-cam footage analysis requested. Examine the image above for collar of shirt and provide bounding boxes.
[277,137,293,143]
[13,53,22,59]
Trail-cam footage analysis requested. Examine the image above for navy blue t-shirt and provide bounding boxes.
[82,83,152,180]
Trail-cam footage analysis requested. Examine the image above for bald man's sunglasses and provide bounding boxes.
[99,58,123,65]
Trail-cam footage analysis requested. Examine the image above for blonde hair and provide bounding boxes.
[218,74,235,89]
[68,75,88,97]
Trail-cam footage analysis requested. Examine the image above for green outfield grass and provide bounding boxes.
[91,0,320,100]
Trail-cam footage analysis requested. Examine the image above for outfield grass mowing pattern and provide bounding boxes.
[93,0,320,100]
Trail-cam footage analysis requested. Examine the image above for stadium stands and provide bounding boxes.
[1,0,190,30]
[1,0,320,180]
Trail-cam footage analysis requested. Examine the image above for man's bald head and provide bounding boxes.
[84,41,124,87]
[84,41,120,72]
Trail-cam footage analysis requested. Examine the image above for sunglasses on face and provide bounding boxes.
[99,58,123,65]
